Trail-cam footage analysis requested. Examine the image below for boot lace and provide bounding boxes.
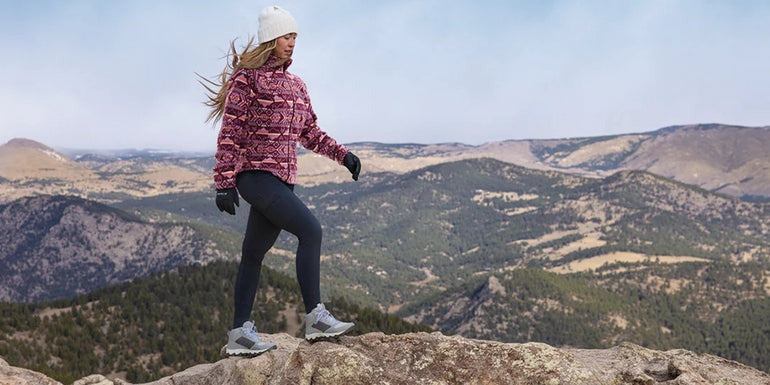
[243,323,260,341]
[317,308,339,325]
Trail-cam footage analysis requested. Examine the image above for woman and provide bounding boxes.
[201,5,361,356]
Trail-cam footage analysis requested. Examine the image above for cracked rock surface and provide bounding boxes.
[3,333,769,385]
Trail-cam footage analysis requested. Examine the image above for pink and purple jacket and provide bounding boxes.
[213,55,349,190]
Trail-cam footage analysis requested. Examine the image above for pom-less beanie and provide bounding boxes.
[258,5,298,44]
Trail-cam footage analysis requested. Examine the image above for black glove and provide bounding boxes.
[343,152,361,181]
[215,188,239,215]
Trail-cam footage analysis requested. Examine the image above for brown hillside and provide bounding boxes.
[2,124,768,201]
[0,138,96,182]
[622,125,770,197]
[0,139,212,203]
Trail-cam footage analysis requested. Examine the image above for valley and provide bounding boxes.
[1,124,769,381]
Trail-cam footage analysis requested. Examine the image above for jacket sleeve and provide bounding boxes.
[213,69,253,190]
[298,82,349,165]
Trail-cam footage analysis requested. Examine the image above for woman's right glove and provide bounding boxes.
[216,188,239,215]
[343,152,361,181]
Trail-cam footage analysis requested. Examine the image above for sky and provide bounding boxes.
[1,0,769,152]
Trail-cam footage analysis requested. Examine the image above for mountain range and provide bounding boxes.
[3,159,767,371]
[144,157,765,311]
[1,124,768,203]
[8,154,766,304]
[344,123,770,199]
[1,123,769,380]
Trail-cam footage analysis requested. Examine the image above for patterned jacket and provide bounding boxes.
[213,55,349,190]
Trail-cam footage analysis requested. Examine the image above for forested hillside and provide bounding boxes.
[399,262,770,373]
[115,158,770,311]
[0,261,430,384]
[3,157,768,382]
[0,195,227,302]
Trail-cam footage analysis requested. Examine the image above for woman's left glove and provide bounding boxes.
[216,188,239,215]
[343,152,361,181]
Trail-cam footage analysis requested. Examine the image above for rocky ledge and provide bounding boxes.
[3,332,769,385]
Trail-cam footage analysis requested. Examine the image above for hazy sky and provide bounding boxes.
[1,0,769,152]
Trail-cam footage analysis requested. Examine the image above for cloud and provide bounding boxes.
[1,0,768,151]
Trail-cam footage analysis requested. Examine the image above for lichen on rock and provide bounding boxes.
[3,332,769,385]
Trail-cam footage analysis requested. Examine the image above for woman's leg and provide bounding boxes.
[232,204,282,329]
[236,171,323,314]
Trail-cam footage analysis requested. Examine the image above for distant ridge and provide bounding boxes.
[650,122,770,135]
[1,123,769,200]
[0,137,91,185]
[297,124,770,198]
[3,137,55,149]
[0,138,213,203]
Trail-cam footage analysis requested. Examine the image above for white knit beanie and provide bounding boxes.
[258,5,298,44]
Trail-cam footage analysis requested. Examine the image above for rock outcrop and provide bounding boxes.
[0,357,61,385]
[3,332,769,385]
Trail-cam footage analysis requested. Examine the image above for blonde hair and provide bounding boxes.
[198,36,277,124]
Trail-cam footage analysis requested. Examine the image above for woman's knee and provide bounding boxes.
[242,230,279,263]
[241,241,270,264]
[296,215,322,245]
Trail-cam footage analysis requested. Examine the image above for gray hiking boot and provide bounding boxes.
[225,321,277,356]
[304,303,355,341]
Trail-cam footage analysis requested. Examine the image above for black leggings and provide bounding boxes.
[232,170,322,329]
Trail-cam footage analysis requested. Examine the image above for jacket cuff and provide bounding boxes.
[214,174,236,190]
[336,146,349,165]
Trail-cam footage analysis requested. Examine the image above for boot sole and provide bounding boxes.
[305,325,354,342]
[225,345,276,356]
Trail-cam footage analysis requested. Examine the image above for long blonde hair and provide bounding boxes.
[198,36,277,124]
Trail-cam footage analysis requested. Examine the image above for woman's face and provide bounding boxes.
[272,33,296,60]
